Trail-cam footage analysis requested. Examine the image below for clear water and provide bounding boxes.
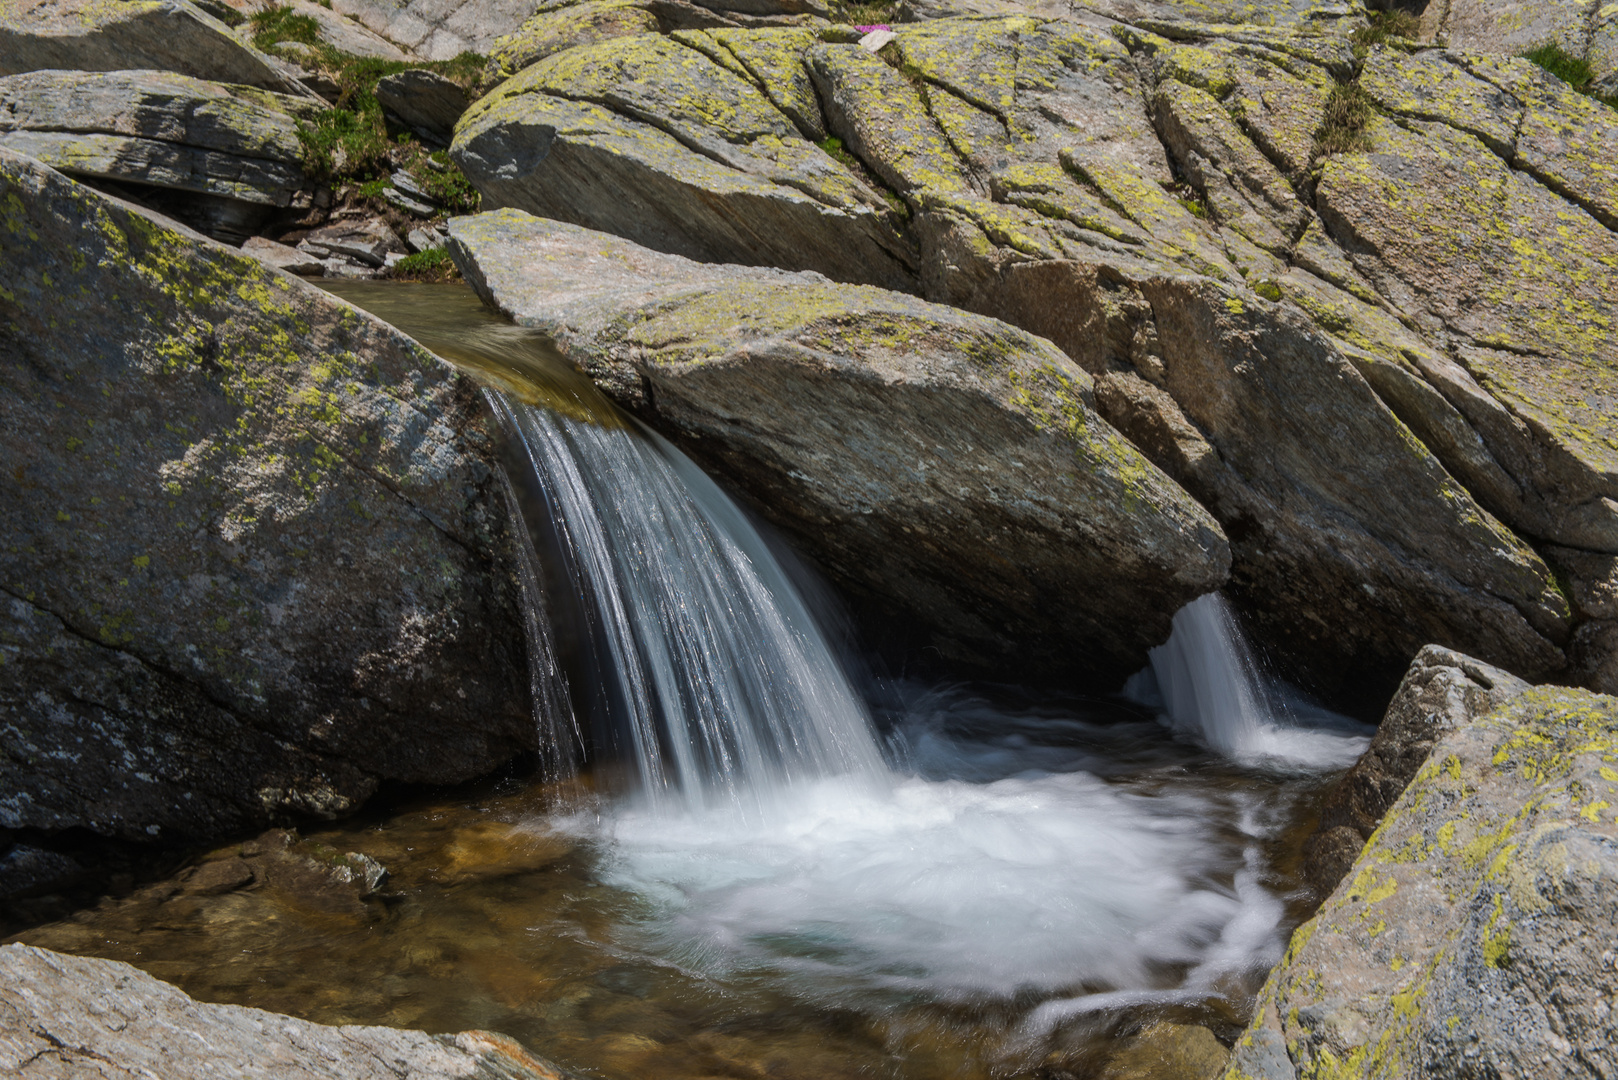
[12,282,1377,1077]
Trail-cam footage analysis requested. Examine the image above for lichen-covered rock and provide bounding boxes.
[255,0,412,60]
[1222,679,1618,1080]
[322,0,541,60]
[454,14,1618,690]
[1432,0,1611,79]
[376,67,471,144]
[0,150,534,843]
[0,0,309,95]
[1300,645,1530,896]
[447,209,1231,681]
[453,33,916,290]
[0,69,314,240]
[0,943,573,1079]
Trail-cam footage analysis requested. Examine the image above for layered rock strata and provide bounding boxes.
[0,69,319,242]
[0,150,535,842]
[447,209,1231,681]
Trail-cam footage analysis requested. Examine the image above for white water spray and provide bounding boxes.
[493,392,887,814]
[1125,593,1371,770]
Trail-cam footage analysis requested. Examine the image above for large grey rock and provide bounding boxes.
[325,0,558,60]
[1300,645,1530,896]
[453,33,917,292]
[448,210,1232,682]
[0,150,535,843]
[376,68,469,145]
[0,0,309,95]
[0,69,314,240]
[0,943,572,1079]
[448,16,1617,692]
[1221,676,1618,1080]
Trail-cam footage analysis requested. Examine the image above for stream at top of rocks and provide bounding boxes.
[10,283,1374,1079]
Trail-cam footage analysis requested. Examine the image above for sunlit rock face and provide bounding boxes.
[449,11,1618,692]
[447,210,1232,684]
[0,150,536,843]
[1228,669,1618,1080]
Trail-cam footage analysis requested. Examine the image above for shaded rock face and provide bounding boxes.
[0,151,534,843]
[377,68,471,145]
[0,69,317,243]
[1299,645,1529,896]
[1223,677,1618,1080]
[448,210,1231,682]
[451,12,1616,692]
[0,0,309,95]
[0,943,572,1079]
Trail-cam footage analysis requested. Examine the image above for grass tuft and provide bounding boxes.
[388,247,459,281]
[1521,41,1595,89]
[247,7,488,204]
[1314,81,1374,157]
[1351,8,1421,50]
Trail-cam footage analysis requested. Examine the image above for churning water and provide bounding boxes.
[288,282,1375,1073]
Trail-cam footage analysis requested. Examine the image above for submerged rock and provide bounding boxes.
[0,150,535,843]
[448,209,1230,682]
[448,13,1618,691]
[0,0,310,96]
[0,943,574,1079]
[1224,676,1618,1079]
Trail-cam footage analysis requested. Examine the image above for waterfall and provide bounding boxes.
[491,391,888,813]
[1124,593,1370,770]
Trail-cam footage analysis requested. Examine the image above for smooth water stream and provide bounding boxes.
[12,283,1373,1079]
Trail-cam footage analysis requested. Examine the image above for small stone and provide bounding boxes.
[323,258,379,279]
[384,251,408,269]
[857,29,895,52]
[301,218,403,266]
[342,852,388,895]
[242,235,324,275]
[406,225,445,253]
[389,169,436,204]
[1101,1021,1229,1080]
[384,187,437,217]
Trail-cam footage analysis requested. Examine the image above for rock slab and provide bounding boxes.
[448,209,1231,682]
[0,943,571,1079]
[0,150,534,843]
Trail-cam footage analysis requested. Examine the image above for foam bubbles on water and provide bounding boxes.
[580,688,1304,1026]
[1125,594,1373,771]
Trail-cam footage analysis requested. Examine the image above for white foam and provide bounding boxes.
[1125,593,1372,771]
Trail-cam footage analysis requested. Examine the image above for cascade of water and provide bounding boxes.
[1124,593,1370,769]
[491,390,888,813]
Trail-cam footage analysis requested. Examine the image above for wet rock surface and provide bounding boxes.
[448,210,1230,681]
[0,151,534,843]
[0,942,573,1079]
[1224,676,1618,1080]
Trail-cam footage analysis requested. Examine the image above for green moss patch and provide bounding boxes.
[387,247,459,281]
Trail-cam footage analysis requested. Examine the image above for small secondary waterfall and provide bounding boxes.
[1125,593,1369,770]
[492,391,887,812]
